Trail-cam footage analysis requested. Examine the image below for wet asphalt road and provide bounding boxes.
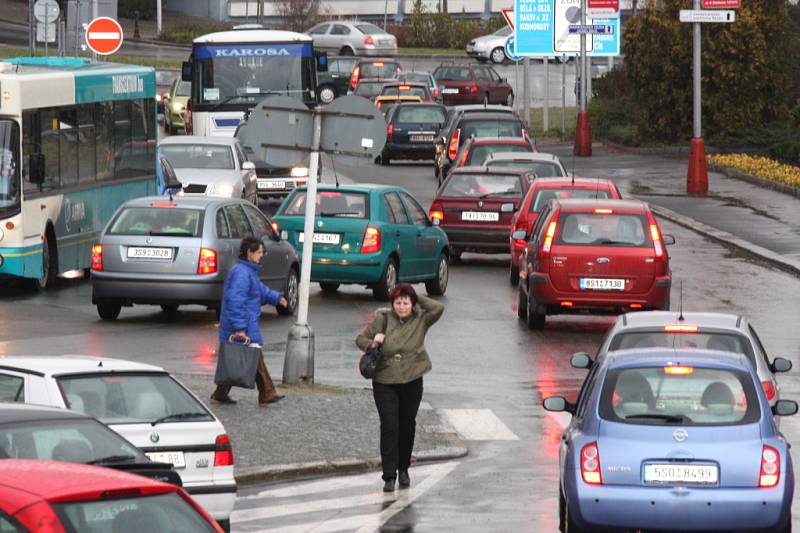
[3,142,800,530]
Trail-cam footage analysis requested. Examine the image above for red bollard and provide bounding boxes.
[686,137,708,194]
[574,111,592,157]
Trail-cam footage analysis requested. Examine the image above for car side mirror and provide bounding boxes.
[242,161,256,171]
[570,352,593,369]
[771,357,793,373]
[543,396,575,414]
[181,61,192,82]
[315,51,328,73]
[511,229,527,241]
[28,153,45,185]
[663,234,676,245]
[773,399,798,417]
[500,202,515,213]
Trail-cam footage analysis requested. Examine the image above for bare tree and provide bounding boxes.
[274,0,323,32]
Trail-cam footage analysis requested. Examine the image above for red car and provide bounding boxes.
[350,59,402,91]
[445,136,535,184]
[0,460,223,532]
[432,64,514,106]
[429,167,534,259]
[518,199,674,330]
[508,177,623,285]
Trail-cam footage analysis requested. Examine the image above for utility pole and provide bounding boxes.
[574,0,592,156]
[686,0,708,193]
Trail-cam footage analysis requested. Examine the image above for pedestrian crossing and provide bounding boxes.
[231,461,460,532]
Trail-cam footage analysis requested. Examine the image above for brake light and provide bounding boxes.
[759,445,780,488]
[13,501,66,533]
[542,220,557,253]
[214,434,234,466]
[762,380,777,402]
[375,101,382,109]
[561,301,573,307]
[664,324,699,333]
[580,442,602,485]
[429,202,444,221]
[360,226,381,254]
[630,303,643,309]
[91,244,103,271]
[372,61,384,66]
[594,208,613,214]
[387,123,393,140]
[469,83,478,94]
[664,365,694,375]
[650,223,664,258]
[399,85,411,90]
[150,202,177,207]
[364,35,374,46]
[448,128,461,160]
[271,222,279,233]
[350,66,360,89]
[198,248,218,274]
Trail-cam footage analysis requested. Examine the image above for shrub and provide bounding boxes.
[768,140,800,164]
[119,0,155,20]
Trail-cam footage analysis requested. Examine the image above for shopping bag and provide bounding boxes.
[213,336,261,389]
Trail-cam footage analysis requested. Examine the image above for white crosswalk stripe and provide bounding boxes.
[439,408,520,440]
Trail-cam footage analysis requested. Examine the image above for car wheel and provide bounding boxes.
[97,303,121,321]
[517,283,528,319]
[373,258,397,301]
[490,46,506,64]
[506,91,514,107]
[319,282,340,293]
[425,252,449,296]
[558,487,566,532]
[509,261,519,286]
[482,94,489,106]
[277,268,299,316]
[339,46,354,56]
[526,289,546,330]
[319,84,337,104]
[35,233,56,290]
[380,152,391,166]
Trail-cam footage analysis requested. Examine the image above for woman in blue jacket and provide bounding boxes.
[212,236,288,406]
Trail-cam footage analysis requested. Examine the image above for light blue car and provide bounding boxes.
[544,348,797,533]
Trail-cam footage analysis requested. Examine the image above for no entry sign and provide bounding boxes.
[85,17,123,55]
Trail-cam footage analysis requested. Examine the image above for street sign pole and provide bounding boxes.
[523,58,530,132]
[561,54,566,136]
[574,0,592,156]
[686,0,709,193]
[543,57,549,132]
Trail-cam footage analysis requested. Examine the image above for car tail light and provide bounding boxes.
[360,226,381,254]
[271,222,279,233]
[376,101,383,109]
[512,222,528,249]
[469,83,478,94]
[198,248,218,274]
[434,88,441,98]
[762,380,777,402]
[387,123,393,140]
[594,208,613,214]
[91,244,103,271]
[364,35,374,46]
[663,365,694,375]
[14,501,66,532]
[542,220,557,253]
[448,128,461,160]
[580,442,602,485]
[350,66,360,89]
[630,303,643,309]
[561,301,573,307]
[650,223,664,257]
[372,61,385,67]
[214,434,234,466]
[664,324,699,333]
[759,445,780,488]
[429,202,444,221]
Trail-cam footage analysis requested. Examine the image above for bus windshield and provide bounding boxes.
[0,120,20,217]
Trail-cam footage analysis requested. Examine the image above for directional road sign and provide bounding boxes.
[702,0,740,8]
[84,17,124,55]
[568,24,614,34]
[679,9,735,22]
[587,0,619,18]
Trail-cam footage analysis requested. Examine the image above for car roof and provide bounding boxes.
[605,348,752,372]
[295,183,399,194]
[451,166,532,177]
[452,104,516,113]
[532,177,615,188]
[120,195,234,210]
[469,136,530,145]
[486,152,559,162]
[615,311,745,330]
[459,113,523,122]
[0,403,90,423]
[193,29,311,44]
[0,355,166,376]
[555,198,647,213]
[158,135,239,147]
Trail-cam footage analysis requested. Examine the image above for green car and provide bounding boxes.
[163,78,190,134]
[273,184,450,300]
[317,56,359,104]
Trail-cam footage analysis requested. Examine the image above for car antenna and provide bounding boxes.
[595,177,600,199]
[570,152,576,185]
[97,360,103,367]
[678,280,684,321]
[331,146,340,188]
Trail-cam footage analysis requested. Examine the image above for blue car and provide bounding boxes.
[544,348,797,533]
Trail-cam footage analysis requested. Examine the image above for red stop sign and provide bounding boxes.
[85,17,123,56]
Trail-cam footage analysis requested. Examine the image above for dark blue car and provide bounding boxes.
[544,348,797,533]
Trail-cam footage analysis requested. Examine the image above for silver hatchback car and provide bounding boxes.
[91,196,299,321]
[306,21,397,56]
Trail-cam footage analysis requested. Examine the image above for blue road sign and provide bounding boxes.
[568,24,614,34]
[505,36,525,61]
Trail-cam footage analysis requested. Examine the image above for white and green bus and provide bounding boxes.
[0,57,157,288]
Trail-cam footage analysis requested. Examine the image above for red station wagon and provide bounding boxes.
[432,64,514,106]
[508,177,622,285]
[517,199,675,329]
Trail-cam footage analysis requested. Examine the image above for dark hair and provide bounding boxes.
[239,236,264,258]
[390,283,417,306]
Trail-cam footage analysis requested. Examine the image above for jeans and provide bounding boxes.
[372,377,423,481]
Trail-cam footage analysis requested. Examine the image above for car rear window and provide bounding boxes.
[53,492,216,532]
[531,188,610,211]
[356,24,385,35]
[355,81,385,97]
[433,67,471,81]
[442,174,522,198]
[461,119,523,139]
[159,144,234,170]
[361,62,399,78]
[599,366,760,426]
[58,373,214,425]
[467,143,532,166]
[108,207,203,237]
[399,73,430,85]
[395,106,446,124]
[488,160,565,178]
[381,86,428,99]
[610,331,752,355]
[556,212,650,247]
[282,190,368,218]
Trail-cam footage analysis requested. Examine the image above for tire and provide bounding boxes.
[160,304,179,314]
[517,284,528,319]
[380,152,391,166]
[35,233,57,290]
[97,303,121,321]
[277,268,299,316]
[373,258,398,301]
[339,46,354,56]
[319,84,337,104]
[319,282,340,293]
[509,261,519,286]
[558,488,566,533]
[490,46,506,64]
[476,57,488,63]
[526,289,546,330]
[506,91,514,107]
[425,252,449,296]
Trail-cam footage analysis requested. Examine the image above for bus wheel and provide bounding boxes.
[97,303,121,321]
[35,233,57,290]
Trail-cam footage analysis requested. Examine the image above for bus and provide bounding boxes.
[0,57,157,289]
[182,27,323,137]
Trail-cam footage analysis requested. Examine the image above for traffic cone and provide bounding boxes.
[574,111,592,157]
[686,137,708,194]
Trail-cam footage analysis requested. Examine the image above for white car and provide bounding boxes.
[159,135,258,205]
[482,151,569,178]
[0,355,236,531]
[465,26,512,64]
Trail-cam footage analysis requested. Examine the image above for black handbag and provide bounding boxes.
[359,314,388,379]
[214,335,262,389]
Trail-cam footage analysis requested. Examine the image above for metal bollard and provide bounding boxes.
[283,324,315,384]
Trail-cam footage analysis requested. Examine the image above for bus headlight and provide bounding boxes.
[290,166,309,178]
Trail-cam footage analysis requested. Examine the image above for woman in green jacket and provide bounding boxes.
[356,283,444,492]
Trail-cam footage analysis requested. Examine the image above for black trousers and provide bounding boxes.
[372,377,423,481]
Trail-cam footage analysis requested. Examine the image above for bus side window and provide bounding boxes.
[40,108,60,190]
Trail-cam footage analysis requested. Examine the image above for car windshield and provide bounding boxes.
[108,207,203,237]
[433,67,471,81]
[489,161,565,178]
[556,212,650,247]
[159,144,234,169]
[53,492,215,532]
[0,120,21,218]
[57,373,214,425]
[442,174,522,198]
[356,24,385,35]
[355,82,385,97]
[282,190,368,218]
[395,106,446,124]
[467,143,532,166]
[0,419,144,463]
[175,80,191,96]
[599,366,760,426]
[610,331,753,356]
[461,119,523,139]
[361,62,399,78]
[381,86,428,99]
[530,188,610,211]
[495,27,513,36]
[399,73,430,85]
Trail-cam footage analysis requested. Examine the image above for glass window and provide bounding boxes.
[531,188,610,212]
[58,108,79,187]
[473,68,491,81]
[243,204,272,239]
[360,61,400,78]
[160,144,235,170]
[489,160,565,178]
[395,106,445,124]
[556,212,649,247]
[78,105,96,183]
[433,67,472,81]
[530,206,551,245]
[461,119,523,139]
[57,373,213,425]
[0,374,23,403]
[175,80,191,96]
[495,26,513,36]
[40,108,60,189]
[22,110,39,195]
[381,85,429,99]
[216,208,230,238]
[398,72,431,85]
[385,192,409,224]
[356,24,385,35]
[96,101,115,181]
[0,120,21,216]
[599,366,759,426]
[468,143,532,166]
[112,100,132,178]
[224,204,253,238]
[308,24,330,35]
[400,192,429,226]
[488,67,503,82]
[354,81,386,98]
[331,24,351,35]
[0,512,23,533]
[442,173,522,198]
[107,207,203,237]
[747,325,773,368]
[281,190,368,218]
[575,365,600,419]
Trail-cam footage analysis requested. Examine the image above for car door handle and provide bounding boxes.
[395,231,401,237]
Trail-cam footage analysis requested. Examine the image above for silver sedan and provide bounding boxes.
[306,21,397,56]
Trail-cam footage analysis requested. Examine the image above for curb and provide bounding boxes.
[234,445,468,485]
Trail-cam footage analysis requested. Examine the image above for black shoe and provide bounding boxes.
[383,479,396,492]
[398,470,410,487]
[210,395,237,405]
[260,394,285,405]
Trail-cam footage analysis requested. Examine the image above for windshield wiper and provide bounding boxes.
[625,413,688,423]
[87,454,137,465]
[151,412,208,426]
[207,95,248,112]
[479,191,516,199]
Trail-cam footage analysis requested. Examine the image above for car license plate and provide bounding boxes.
[579,278,625,290]
[442,87,459,94]
[410,134,435,142]
[257,179,286,190]
[461,211,499,222]
[298,232,340,245]
[146,451,186,469]
[644,464,718,485]
[127,247,173,260]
